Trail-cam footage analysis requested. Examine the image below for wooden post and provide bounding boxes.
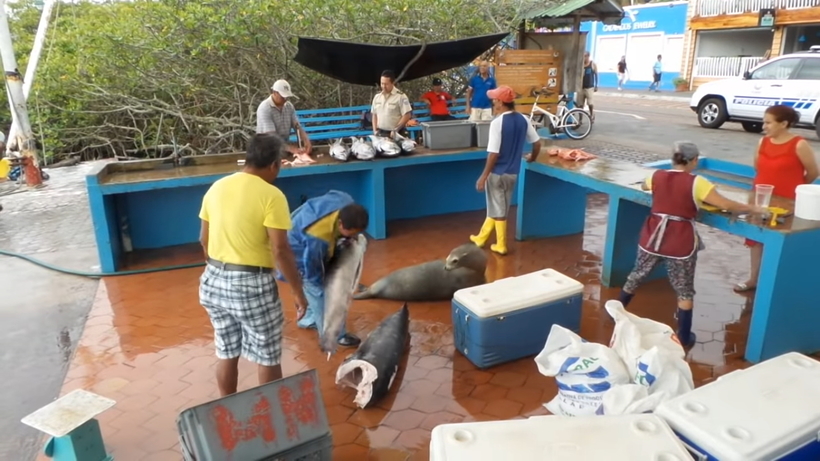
[0,0,42,187]
[568,14,582,96]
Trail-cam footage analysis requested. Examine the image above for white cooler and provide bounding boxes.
[429,414,694,461]
[655,352,820,461]
[451,268,584,369]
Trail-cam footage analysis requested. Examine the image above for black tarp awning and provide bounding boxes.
[293,32,509,86]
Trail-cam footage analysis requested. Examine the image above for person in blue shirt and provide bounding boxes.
[466,61,497,122]
[276,190,370,348]
[649,55,663,92]
[470,85,541,255]
[577,52,598,122]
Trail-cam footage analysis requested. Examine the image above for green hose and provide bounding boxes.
[0,248,205,278]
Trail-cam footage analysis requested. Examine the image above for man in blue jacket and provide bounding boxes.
[277,190,369,347]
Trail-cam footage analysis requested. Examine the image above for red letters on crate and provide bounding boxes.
[211,395,277,451]
[279,374,320,440]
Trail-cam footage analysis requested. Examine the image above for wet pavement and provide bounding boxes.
[39,193,766,460]
[0,162,103,459]
[5,97,819,460]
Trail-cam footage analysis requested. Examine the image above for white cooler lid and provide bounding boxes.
[655,352,820,461]
[452,268,583,318]
[429,414,692,461]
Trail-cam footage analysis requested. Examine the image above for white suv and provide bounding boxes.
[690,45,820,139]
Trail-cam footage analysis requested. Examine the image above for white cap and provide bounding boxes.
[271,79,296,98]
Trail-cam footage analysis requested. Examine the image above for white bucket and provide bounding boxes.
[794,184,820,221]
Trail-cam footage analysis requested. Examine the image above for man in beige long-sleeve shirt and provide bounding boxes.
[370,70,413,138]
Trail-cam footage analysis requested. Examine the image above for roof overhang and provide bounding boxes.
[521,0,625,27]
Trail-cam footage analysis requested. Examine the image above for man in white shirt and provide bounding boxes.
[470,85,541,256]
[256,80,312,154]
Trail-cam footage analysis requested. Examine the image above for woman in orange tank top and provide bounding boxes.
[735,105,819,293]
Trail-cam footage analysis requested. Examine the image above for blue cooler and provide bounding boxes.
[655,352,820,461]
[452,268,583,369]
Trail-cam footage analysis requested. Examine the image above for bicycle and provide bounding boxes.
[526,87,592,140]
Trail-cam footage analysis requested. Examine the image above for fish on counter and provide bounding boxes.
[283,149,317,166]
[546,147,597,162]
[351,137,376,161]
[392,133,417,155]
[329,138,351,162]
[335,304,410,409]
[369,135,402,158]
[321,233,368,357]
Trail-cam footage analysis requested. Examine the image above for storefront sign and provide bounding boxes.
[759,9,776,27]
[602,20,657,33]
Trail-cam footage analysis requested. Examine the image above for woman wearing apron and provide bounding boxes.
[617,142,767,348]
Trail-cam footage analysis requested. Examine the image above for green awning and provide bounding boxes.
[521,0,625,26]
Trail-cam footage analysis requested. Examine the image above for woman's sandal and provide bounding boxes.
[733,282,757,293]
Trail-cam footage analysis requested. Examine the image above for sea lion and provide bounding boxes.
[353,243,487,302]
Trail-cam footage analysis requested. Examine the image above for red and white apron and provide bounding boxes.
[638,170,703,260]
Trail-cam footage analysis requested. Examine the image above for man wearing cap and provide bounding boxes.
[421,78,454,121]
[470,85,541,256]
[371,70,414,137]
[466,61,497,122]
[256,80,312,155]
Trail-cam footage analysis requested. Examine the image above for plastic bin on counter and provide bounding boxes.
[473,121,491,148]
[452,268,583,369]
[430,414,694,461]
[176,369,332,461]
[421,120,474,150]
[655,352,820,461]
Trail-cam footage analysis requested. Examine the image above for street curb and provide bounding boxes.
[598,91,690,103]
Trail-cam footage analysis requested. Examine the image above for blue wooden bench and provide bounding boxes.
[287,98,470,145]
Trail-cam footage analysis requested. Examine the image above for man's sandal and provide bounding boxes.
[733,282,756,293]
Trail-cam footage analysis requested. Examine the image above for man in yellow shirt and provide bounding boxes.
[277,190,369,348]
[198,132,308,397]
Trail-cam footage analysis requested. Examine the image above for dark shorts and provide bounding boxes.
[653,72,662,83]
[430,114,454,121]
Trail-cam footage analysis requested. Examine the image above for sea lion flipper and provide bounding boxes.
[353,286,375,300]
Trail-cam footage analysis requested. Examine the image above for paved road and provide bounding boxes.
[0,163,101,460]
[587,92,820,165]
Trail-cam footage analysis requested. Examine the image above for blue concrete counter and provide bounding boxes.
[645,157,820,190]
[516,155,820,363]
[86,147,511,273]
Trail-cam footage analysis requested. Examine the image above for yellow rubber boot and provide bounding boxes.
[470,217,495,248]
[490,220,508,255]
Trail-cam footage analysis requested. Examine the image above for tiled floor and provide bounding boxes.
[48,195,763,460]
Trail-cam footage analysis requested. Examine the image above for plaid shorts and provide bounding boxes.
[199,264,284,367]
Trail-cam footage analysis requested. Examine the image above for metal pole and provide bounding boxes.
[0,0,42,187]
[6,0,55,154]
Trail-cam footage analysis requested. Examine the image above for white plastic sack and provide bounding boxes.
[601,384,667,416]
[535,324,631,417]
[602,300,694,414]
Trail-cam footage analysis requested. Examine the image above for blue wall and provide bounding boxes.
[581,2,688,92]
